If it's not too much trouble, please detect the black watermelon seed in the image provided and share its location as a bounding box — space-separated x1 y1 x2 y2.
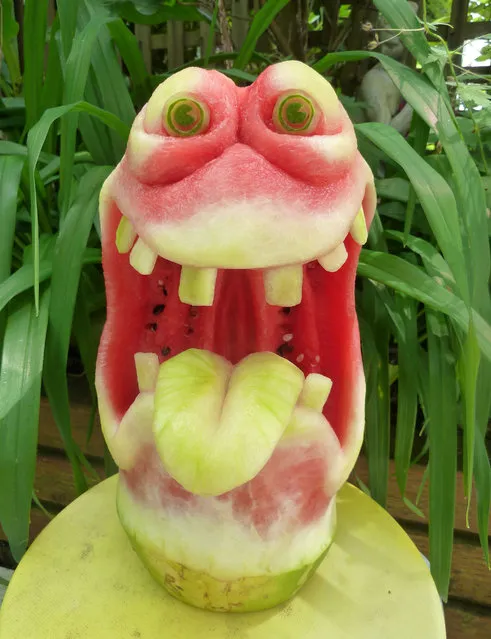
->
185 326 195 336
161 346 171 356
146 322 158 332
281 307 292 315
153 304 165 315
162 286 168 296
276 343 294 357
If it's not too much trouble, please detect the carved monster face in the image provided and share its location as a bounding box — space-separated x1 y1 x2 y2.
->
96 61 375 612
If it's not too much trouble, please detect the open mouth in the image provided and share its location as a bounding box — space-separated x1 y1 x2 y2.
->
95 61 375 610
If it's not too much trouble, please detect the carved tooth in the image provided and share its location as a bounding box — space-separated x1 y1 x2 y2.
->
134 352 160 392
115 216 137 254
178 266 217 306
264 265 303 307
129 238 158 275
318 243 348 272
350 207 368 245
299 373 333 413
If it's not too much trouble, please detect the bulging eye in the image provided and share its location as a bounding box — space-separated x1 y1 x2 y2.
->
272 92 318 135
163 96 209 137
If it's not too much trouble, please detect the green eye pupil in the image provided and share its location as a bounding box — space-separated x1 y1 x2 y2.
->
276 94 315 133
166 98 207 136
285 102 308 125
174 103 196 128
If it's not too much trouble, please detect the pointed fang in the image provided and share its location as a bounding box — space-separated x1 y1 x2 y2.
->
264 265 303 307
115 216 137 254
129 238 158 275
318 243 348 272
350 207 368 245
179 266 218 306
299 373 333 413
134 352 160 392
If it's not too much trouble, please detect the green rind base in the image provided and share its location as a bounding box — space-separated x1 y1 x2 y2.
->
116 483 336 613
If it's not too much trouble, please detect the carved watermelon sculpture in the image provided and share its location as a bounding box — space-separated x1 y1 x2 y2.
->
96 61 375 612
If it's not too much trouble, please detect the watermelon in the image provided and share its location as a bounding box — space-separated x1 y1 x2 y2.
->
95 61 375 612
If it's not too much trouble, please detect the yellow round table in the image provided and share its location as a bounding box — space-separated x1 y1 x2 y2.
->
0 476 446 638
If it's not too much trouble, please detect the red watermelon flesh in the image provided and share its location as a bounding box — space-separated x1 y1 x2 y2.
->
96 63 375 546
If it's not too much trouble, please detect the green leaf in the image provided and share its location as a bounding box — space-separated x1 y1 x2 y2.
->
0 249 102 318
357 250 491 362
23 0 49 127
426 311 457 601
0 155 24 353
56 0 79 62
372 0 433 78
40 16 64 155
78 2 135 161
43 167 111 495
375 177 410 203
0 263 52 318
108 1 203 23
357 123 469 305
27 100 129 310
0 287 50 561
234 0 290 70
358 280 391 507
385 230 456 291
108 19 149 93
456 323 480 524
405 113 430 241
59 10 114 216
393 295 418 497
474 429 491 567
0 0 21 91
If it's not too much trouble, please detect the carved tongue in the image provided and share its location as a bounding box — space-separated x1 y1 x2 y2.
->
152 349 304 495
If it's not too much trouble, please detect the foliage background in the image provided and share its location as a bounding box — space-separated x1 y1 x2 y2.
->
0 0 490 601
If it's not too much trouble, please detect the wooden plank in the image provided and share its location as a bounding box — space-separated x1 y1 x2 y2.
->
135 24 152 73
354 456 490 537
34 453 103 507
167 21 184 70
38 398 105 459
408 528 491 608
151 30 201 51
445 603 491 639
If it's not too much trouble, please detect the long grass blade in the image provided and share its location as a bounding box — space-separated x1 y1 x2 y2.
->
0 156 24 348
59 10 114 216
107 19 149 97
0 287 50 561
43 167 110 495
233 0 289 70
0 0 21 92
23 0 49 128
357 251 491 361
404 114 430 240
56 0 79 62
426 310 457 601
393 295 418 496
474 429 490 567
357 123 469 305
40 16 64 155
27 101 129 312
456 322 480 524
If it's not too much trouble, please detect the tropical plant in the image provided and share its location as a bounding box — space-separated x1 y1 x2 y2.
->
0 0 489 603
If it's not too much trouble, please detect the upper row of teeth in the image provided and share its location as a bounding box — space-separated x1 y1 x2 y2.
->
115 210 368 308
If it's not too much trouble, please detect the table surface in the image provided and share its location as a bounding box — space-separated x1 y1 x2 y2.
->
0 476 446 639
